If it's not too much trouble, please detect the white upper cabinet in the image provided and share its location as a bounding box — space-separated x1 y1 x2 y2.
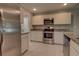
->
32 15 44 25
32 12 71 25
53 12 71 24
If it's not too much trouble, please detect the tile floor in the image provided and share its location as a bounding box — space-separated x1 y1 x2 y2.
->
23 41 64 56
23 31 64 56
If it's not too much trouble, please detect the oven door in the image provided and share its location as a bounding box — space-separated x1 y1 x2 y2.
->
44 33 53 38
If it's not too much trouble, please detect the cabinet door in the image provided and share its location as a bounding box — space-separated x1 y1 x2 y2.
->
70 40 79 56
54 32 64 44
70 46 79 56
54 12 71 24
21 34 29 53
32 15 43 25
31 31 43 42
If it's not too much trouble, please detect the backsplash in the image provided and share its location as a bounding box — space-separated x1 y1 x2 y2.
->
32 24 71 31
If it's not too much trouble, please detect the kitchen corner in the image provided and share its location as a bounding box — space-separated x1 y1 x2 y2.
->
64 32 79 56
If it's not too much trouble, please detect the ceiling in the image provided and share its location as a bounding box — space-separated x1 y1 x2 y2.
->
0 3 79 14
20 3 77 13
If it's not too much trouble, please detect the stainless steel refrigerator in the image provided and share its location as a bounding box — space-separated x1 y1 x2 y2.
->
0 9 21 56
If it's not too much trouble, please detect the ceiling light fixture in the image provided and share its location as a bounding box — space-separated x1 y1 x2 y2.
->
33 8 37 11
64 3 67 6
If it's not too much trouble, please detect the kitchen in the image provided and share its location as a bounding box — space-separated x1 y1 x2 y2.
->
25 3 79 56
0 3 79 56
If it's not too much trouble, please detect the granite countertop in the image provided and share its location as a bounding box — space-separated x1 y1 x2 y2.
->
64 32 79 45
31 29 43 31
21 32 29 35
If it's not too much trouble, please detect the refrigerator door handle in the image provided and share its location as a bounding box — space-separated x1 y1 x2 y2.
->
0 32 3 56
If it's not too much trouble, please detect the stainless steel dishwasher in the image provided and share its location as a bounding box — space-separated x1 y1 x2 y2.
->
63 34 70 56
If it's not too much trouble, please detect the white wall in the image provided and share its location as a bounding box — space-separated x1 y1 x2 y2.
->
73 13 79 36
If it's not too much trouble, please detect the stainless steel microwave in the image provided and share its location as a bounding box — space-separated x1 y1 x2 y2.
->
44 18 54 25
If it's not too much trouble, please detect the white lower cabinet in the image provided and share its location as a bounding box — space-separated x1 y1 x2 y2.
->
31 31 64 44
31 31 43 42
70 46 79 56
70 40 79 56
54 32 64 44
21 34 29 53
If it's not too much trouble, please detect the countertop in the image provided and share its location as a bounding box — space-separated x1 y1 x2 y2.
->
64 32 79 45
31 29 70 32
21 32 29 35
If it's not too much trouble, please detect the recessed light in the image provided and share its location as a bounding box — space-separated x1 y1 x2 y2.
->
33 8 37 11
64 3 67 6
